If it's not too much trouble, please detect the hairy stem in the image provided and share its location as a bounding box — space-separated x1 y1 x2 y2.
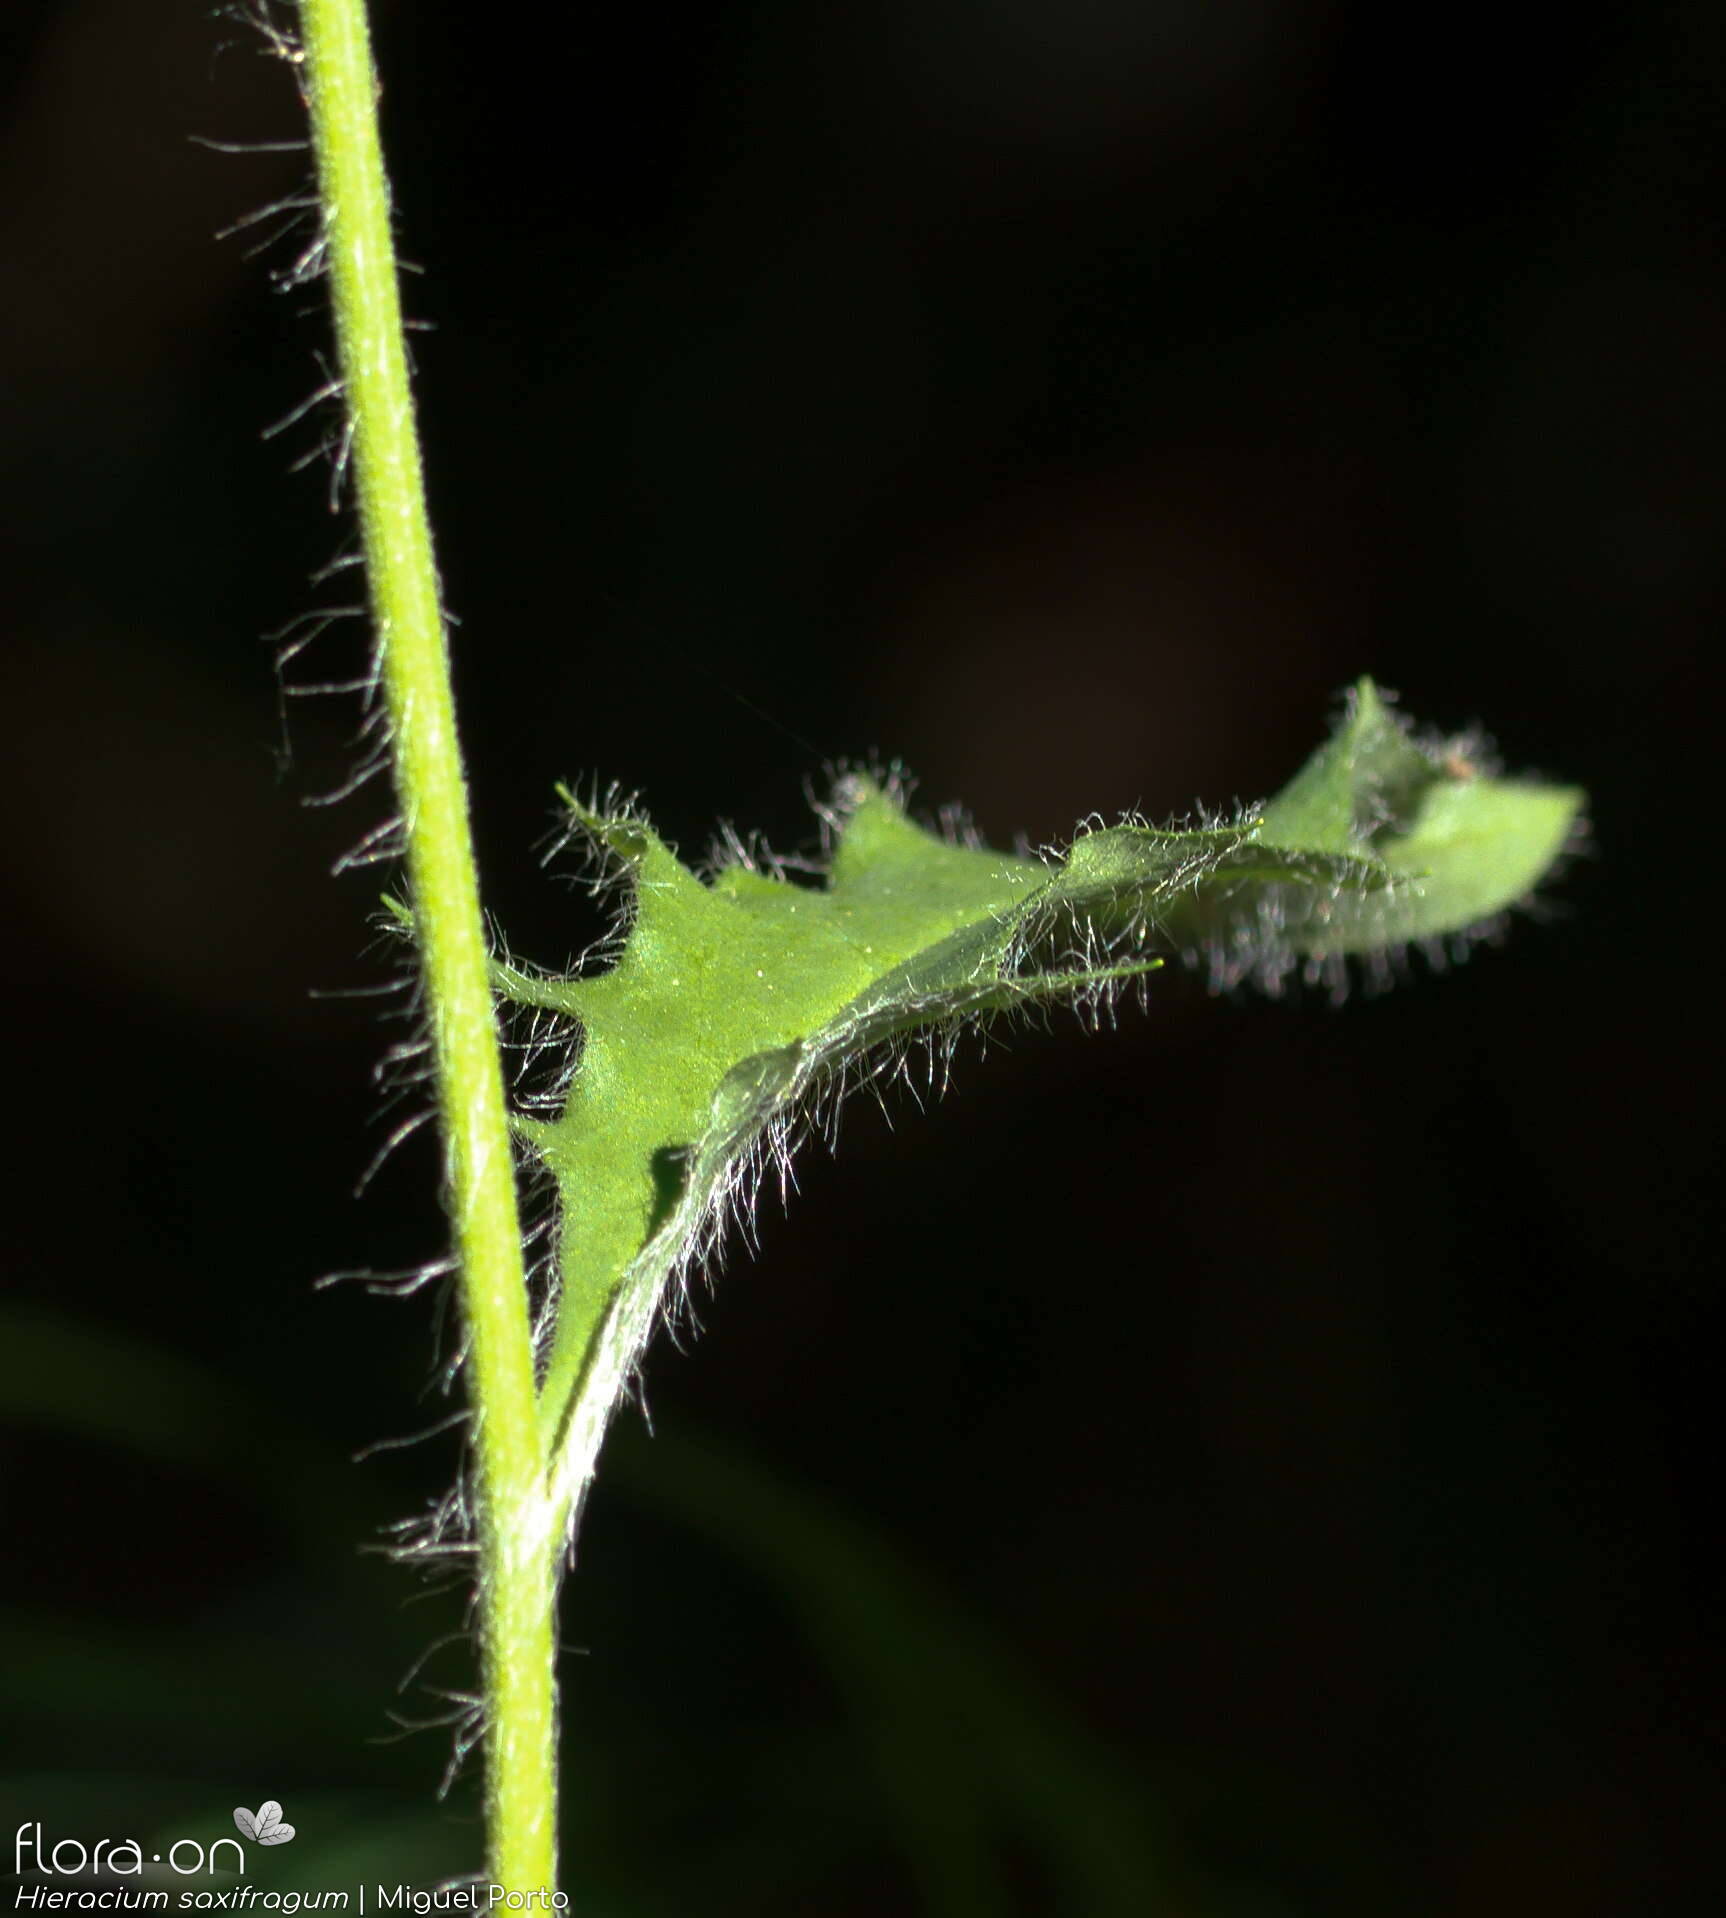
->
298 0 557 1889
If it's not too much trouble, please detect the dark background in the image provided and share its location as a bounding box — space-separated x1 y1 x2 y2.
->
2 1 1719 1910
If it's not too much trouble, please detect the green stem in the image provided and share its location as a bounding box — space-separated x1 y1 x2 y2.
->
297 0 557 1891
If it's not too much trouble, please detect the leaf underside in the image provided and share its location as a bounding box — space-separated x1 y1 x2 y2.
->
463 679 1583 1557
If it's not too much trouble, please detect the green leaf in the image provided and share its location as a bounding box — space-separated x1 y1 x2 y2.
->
1162 678 1585 988
470 681 1582 1556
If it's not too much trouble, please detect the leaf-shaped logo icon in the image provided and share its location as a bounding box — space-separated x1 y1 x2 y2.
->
233 1801 297 1846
